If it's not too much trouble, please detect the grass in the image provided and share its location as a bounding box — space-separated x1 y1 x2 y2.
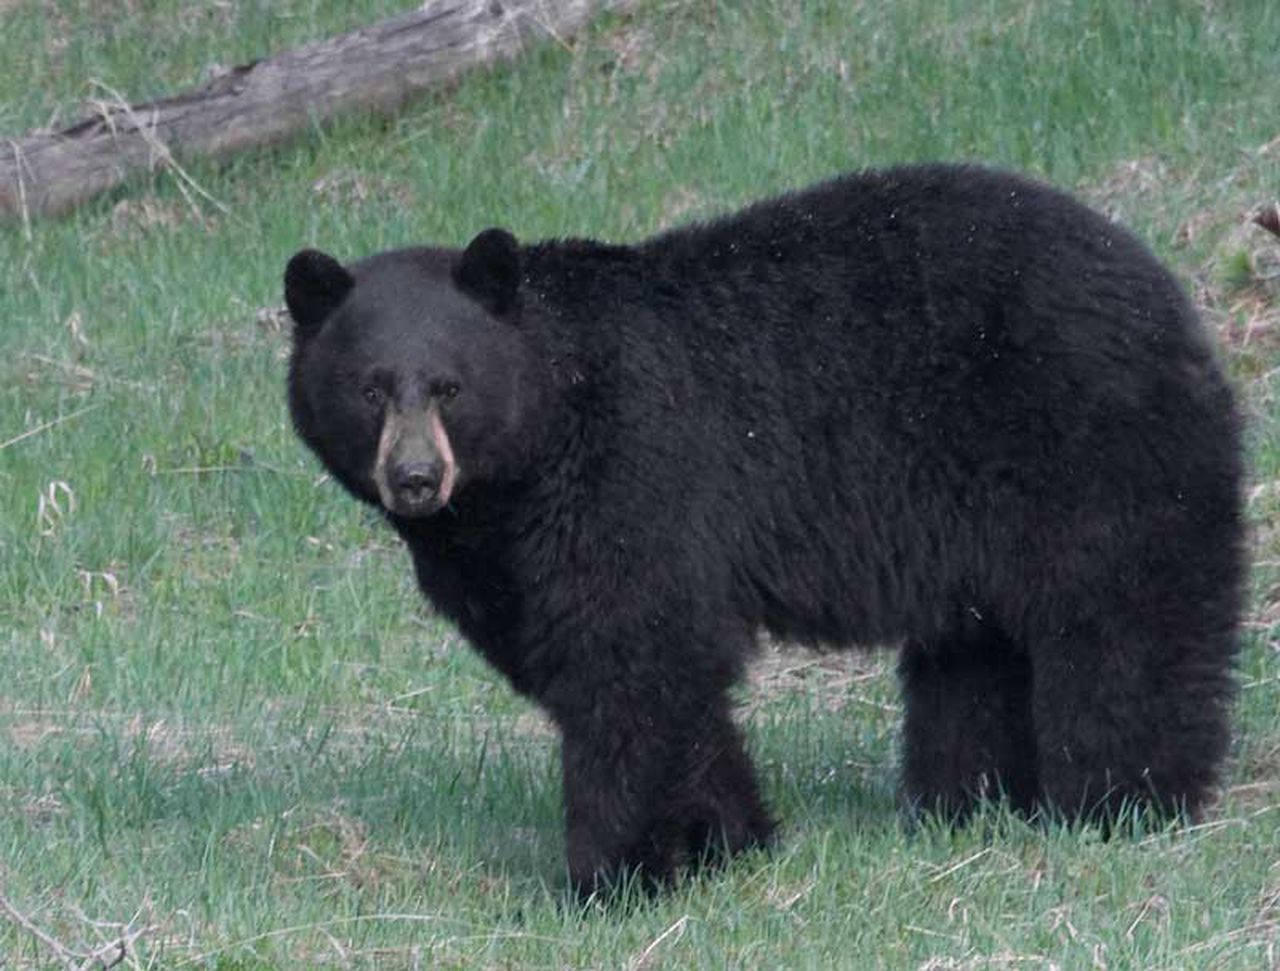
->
1 0 1279 967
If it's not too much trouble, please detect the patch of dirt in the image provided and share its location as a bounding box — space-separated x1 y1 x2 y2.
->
1082 156 1167 226
1226 734 1280 815
273 806 378 889
310 169 416 211
1201 212 1280 372
0 784 66 826
106 197 188 236
2 705 255 776
745 639 895 717
655 185 705 231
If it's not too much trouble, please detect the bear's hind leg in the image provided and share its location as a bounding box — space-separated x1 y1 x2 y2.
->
1028 611 1236 825
899 618 1038 822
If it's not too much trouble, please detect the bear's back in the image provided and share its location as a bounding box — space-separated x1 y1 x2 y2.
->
510 165 1239 646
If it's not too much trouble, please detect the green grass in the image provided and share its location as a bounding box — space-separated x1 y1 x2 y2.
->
2 0 1279 967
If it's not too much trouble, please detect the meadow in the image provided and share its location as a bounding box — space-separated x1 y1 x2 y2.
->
1 0 1278 967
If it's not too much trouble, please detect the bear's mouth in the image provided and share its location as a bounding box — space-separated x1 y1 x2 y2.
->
383 491 447 519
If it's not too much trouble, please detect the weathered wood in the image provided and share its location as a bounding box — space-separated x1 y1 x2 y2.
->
0 0 635 222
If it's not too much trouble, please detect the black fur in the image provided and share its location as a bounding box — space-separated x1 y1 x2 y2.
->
284 164 1245 896
284 249 354 337
454 227 522 315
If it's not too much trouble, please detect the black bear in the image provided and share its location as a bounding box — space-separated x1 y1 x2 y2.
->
283 164 1244 896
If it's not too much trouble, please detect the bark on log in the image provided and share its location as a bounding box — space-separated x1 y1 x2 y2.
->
0 0 635 222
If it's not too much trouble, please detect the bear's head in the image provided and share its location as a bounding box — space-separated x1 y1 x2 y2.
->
284 229 542 519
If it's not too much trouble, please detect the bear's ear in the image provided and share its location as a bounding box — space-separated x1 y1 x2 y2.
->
284 249 355 339
454 228 521 316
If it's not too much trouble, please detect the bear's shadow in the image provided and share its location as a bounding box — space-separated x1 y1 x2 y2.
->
174 708 905 894
309 709 904 889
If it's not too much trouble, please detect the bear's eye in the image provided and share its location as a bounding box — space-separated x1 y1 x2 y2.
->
361 385 385 408
440 381 461 401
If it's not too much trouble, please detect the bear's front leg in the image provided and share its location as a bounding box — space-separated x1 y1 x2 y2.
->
663 711 776 868
545 652 762 895
552 682 773 898
559 715 673 896
537 604 764 896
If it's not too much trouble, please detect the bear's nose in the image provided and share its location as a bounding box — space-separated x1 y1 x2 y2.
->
392 463 441 504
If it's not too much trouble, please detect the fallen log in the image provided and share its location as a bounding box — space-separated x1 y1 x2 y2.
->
0 0 635 222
